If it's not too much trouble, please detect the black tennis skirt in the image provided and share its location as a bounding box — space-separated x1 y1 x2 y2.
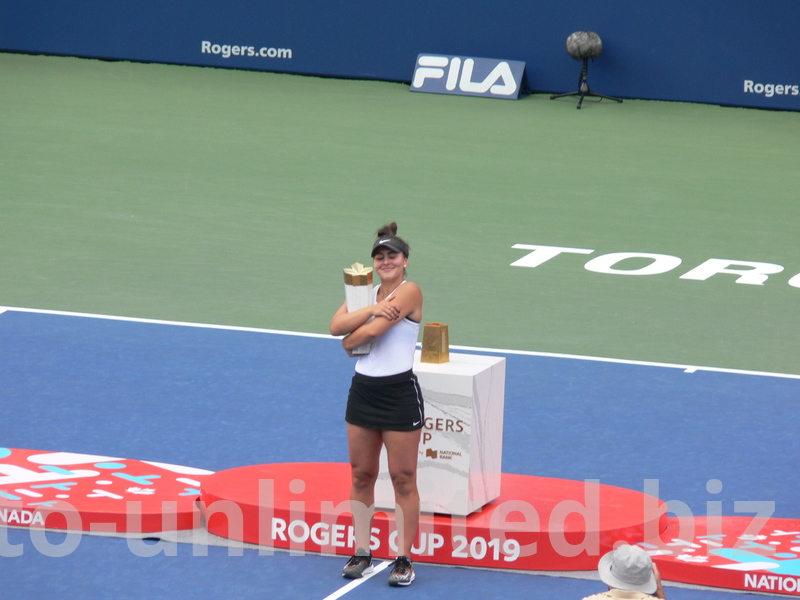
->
346 369 425 431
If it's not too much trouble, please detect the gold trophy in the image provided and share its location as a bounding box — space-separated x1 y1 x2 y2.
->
421 322 450 363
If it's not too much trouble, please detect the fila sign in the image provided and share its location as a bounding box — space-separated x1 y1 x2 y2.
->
411 54 526 99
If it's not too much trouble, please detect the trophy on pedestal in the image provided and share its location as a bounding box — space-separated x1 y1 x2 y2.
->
343 262 374 355
421 322 450 364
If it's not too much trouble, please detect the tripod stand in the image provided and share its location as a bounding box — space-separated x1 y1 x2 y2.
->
550 58 622 109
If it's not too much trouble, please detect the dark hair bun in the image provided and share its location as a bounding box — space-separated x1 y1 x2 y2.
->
376 222 398 238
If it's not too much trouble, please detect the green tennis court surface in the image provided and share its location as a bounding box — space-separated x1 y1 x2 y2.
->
2 52 798 374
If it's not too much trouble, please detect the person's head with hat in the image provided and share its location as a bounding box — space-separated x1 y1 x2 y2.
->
582 543 666 599
371 222 410 279
371 222 410 258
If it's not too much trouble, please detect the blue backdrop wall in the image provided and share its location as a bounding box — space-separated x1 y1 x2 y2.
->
1 0 797 110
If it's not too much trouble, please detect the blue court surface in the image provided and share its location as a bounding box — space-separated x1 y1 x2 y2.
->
1 307 798 599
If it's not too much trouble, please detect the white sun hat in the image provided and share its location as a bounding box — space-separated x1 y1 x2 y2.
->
598 544 657 595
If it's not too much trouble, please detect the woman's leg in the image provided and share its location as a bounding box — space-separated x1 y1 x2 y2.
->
347 423 383 552
382 428 422 557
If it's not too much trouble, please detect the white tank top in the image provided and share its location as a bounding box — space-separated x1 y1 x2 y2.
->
355 282 420 377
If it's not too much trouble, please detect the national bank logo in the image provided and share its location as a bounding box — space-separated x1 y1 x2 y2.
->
411 54 526 99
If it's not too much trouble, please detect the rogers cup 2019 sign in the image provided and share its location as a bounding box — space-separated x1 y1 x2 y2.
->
411 54 526 99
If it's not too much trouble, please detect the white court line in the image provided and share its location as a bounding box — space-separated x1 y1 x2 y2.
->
447 344 800 380
0 305 331 339
2 305 799 381
322 560 393 600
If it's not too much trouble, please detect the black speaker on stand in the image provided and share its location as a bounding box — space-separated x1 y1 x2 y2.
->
550 31 622 109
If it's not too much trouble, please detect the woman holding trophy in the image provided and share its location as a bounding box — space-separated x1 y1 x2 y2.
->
329 222 424 587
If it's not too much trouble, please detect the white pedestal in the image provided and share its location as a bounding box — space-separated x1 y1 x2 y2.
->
375 351 506 516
